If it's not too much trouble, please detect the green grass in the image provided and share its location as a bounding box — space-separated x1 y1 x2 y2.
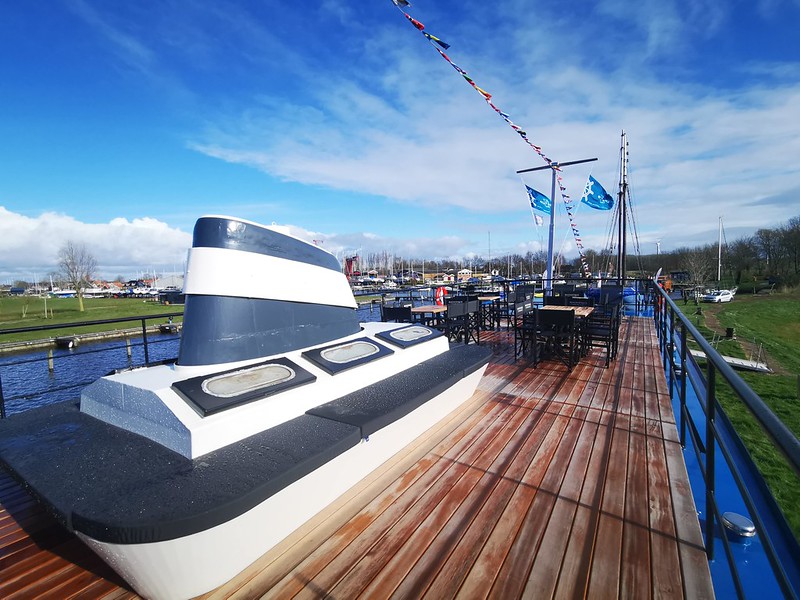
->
675 291 800 539
0 296 183 343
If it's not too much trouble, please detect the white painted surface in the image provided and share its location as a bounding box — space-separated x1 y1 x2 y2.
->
182 246 357 309
81 323 450 458
78 366 487 600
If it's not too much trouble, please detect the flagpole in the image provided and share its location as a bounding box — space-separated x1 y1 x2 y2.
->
517 157 597 292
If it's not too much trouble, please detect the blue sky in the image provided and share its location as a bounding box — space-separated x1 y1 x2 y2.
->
1 0 799 281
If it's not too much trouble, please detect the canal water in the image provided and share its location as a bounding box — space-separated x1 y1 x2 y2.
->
0 303 386 417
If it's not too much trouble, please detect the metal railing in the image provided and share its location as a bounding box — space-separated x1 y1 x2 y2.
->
0 313 182 418
652 283 800 599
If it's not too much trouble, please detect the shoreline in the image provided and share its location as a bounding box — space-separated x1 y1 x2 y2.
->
0 324 181 355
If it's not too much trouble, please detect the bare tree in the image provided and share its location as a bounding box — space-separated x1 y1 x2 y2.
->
680 245 716 290
57 241 97 312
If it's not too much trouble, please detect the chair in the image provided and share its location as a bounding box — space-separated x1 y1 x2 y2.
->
380 303 413 323
465 299 482 344
543 294 567 306
512 300 538 362
442 300 469 344
567 295 594 307
584 302 621 367
537 308 579 371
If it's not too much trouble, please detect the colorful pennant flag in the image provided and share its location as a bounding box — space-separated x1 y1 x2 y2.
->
389 0 594 277
581 175 615 210
526 186 552 214
423 32 450 49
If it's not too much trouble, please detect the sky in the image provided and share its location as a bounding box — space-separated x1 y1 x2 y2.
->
1 0 799 283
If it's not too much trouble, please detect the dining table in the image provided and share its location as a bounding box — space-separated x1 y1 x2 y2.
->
410 303 447 328
539 304 594 358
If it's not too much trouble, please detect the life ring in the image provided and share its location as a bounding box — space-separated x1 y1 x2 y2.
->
435 286 448 305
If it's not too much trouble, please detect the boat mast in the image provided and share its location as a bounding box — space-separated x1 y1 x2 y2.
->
617 131 628 285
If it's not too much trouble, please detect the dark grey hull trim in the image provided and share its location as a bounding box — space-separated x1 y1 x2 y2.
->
192 217 340 272
177 295 361 366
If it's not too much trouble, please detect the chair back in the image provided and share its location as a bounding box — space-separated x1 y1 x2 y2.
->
381 303 413 322
567 296 594 306
518 285 539 299
445 294 477 304
513 299 534 317
553 283 576 295
446 300 468 318
538 307 575 331
543 294 567 306
598 285 624 305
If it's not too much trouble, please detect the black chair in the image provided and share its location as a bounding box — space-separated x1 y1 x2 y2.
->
567 296 594 307
597 285 624 308
553 283 576 295
512 300 538 362
537 308 579 371
464 299 481 344
442 300 468 343
543 294 567 306
584 302 621 367
514 285 537 301
380 303 413 323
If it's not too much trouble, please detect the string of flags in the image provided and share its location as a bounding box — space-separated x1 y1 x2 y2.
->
388 0 596 277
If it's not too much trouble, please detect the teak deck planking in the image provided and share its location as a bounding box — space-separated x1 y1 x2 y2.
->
0 316 714 599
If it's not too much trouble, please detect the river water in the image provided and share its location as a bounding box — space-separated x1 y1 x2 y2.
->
0 303 386 417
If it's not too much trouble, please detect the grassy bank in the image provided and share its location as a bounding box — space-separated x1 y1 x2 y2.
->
677 290 800 539
0 296 183 344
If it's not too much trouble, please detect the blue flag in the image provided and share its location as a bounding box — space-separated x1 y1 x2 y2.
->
581 176 614 210
526 186 552 214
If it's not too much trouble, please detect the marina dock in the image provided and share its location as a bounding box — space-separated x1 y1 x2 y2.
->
0 315 713 598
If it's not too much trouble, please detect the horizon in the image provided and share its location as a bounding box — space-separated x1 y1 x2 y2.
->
1 1 798 281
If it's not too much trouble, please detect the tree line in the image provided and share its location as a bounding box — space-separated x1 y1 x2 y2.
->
357 215 800 291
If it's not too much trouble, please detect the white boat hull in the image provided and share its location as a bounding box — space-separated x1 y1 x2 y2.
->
78 366 486 600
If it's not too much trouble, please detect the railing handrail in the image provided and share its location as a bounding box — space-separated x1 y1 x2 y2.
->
0 312 183 337
654 285 800 475
653 281 800 599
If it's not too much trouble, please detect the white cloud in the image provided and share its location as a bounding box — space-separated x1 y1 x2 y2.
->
186 6 800 256
0 208 192 282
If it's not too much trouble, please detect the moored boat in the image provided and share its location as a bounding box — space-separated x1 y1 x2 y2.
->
0 215 491 599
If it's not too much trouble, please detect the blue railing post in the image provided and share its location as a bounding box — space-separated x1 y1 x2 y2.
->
680 321 687 448
0 374 5 419
668 303 676 398
705 361 717 560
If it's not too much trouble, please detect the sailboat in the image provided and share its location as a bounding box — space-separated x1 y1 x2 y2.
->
586 130 646 305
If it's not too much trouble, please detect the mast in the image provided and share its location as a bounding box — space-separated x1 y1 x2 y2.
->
617 131 628 285
516 156 598 291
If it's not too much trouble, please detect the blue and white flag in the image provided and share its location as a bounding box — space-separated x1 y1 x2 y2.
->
581 176 614 210
526 185 552 214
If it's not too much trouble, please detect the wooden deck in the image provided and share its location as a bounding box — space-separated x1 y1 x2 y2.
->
0 316 714 599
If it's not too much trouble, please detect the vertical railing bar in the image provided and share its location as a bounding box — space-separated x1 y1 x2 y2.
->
0 375 5 419
705 361 717 560
680 321 688 448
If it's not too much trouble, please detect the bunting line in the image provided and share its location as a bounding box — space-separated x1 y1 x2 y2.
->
389 2 591 277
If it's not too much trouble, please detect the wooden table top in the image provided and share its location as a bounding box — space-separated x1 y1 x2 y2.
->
540 305 594 318
477 295 501 301
410 304 447 314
